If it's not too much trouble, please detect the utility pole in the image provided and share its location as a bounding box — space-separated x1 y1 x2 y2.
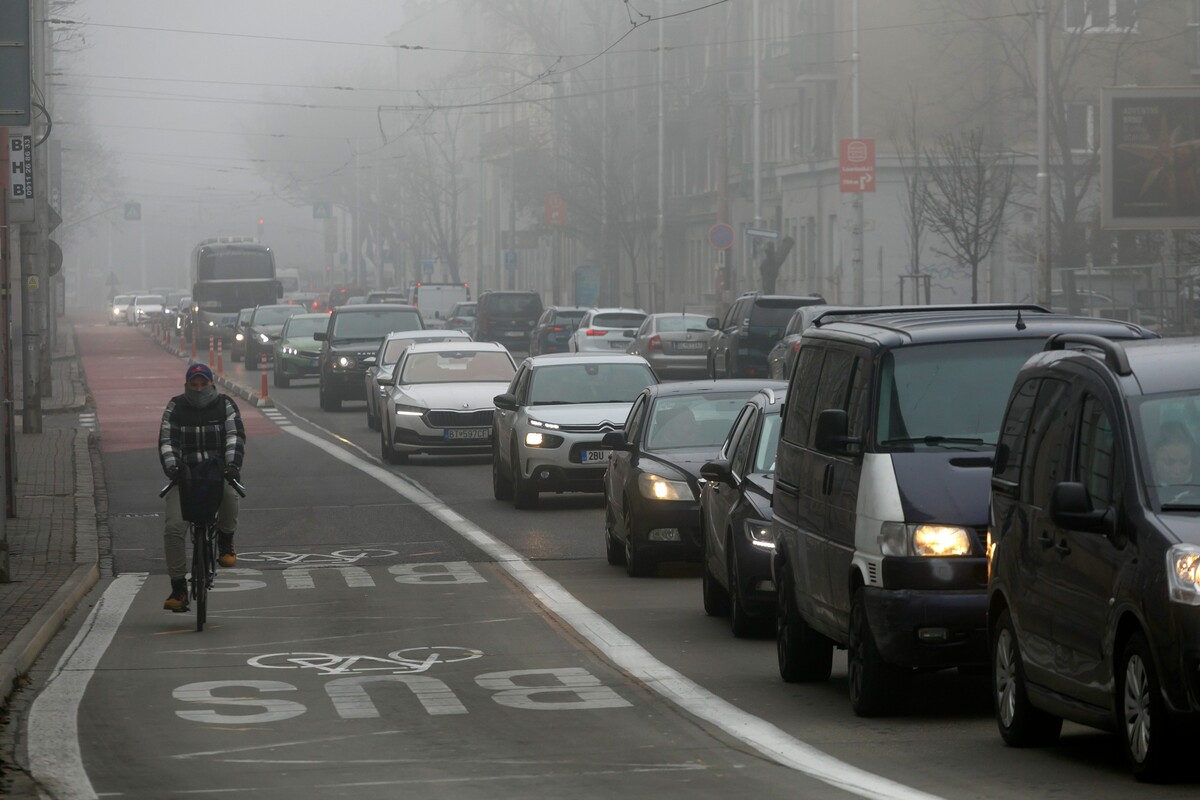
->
656 0 666 313
1037 0 1052 304
851 0 865 305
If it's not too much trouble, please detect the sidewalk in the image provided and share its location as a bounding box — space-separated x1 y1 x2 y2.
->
0 317 97 708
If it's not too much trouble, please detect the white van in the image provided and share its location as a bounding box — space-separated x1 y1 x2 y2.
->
410 282 469 329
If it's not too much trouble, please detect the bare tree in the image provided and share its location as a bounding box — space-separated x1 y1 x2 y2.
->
892 91 930 287
922 128 1015 303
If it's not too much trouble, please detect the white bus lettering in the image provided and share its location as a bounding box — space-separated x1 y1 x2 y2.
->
283 565 375 590
476 668 632 711
173 680 306 724
325 675 467 718
388 561 485 585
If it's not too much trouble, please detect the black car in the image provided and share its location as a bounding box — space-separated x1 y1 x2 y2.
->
314 304 424 411
530 306 589 355
766 304 849 380
707 292 825 379
988 334 1200 781
601 380 766 577
238 304 307 370
699 385 787 637
472 291 544 354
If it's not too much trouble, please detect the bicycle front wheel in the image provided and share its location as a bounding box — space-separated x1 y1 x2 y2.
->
192 524 209 632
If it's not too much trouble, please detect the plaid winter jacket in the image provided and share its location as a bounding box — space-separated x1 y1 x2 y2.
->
159 392 246 476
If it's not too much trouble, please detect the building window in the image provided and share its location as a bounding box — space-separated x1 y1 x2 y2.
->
1065 0 1138 33
1066 103 1096 152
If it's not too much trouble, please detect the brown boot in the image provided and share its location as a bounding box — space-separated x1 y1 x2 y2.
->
217 531 237 568
163 578 189 612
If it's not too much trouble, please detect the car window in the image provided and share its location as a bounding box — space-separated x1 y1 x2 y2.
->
655 314 710 333
751 299 814 329
646 393 751 450
282 316 327 339
754 413 782 473
138 295 165 305
556 310 587 326
729 408 758 477
783 347 824 446
399 350 515 384
721 406 754 460
536 310 552 325
592 312 646 328
624 395 648 442
486 294 541 316
1021 379 1073 507
528 362 655 405
995 378 1042 485
809 349 856 442
382 334 467 364
253 306 303 325
1075 394 1121 509
238 309 254 324
512 365 532 404
331 309 423 339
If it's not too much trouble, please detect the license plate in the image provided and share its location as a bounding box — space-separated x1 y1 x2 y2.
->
307 358 319 367
444 428 489 440
675 341 704 350
506 330 525 337
578 449 607 463
609 340 627 349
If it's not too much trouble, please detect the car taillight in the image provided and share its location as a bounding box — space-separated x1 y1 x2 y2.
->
586 329 607 336
792 341 800 352
550 326 564 332
648 335 662 350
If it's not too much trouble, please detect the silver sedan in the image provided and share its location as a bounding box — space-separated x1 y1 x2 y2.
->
626 312 715 380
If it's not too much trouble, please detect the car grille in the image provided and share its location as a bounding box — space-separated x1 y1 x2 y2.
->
297 349 320 359
557 421 622 434
426 409 494 427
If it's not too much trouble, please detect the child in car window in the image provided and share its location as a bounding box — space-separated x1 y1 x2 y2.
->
1152 421 1194 494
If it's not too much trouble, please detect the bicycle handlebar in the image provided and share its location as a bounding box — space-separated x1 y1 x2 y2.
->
159 476 247 499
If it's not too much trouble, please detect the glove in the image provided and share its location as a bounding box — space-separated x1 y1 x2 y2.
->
165 466 179 482
223 464 241 482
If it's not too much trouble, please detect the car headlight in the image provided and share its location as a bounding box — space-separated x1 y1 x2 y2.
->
394 404 424 417
524 431 564 448
638 473 692 501
336 356 354 368
879 522 973 557
235 333 245 341
528 418 561 430
744 519 775 551
1167 544 1200 605
258 333 270 344
112 308 120 316
207 320 215 327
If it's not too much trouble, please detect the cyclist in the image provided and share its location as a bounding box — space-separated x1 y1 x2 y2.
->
159 363 246 611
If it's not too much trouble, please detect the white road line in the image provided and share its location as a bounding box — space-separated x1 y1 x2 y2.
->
27 573 147 800
280 425 946 800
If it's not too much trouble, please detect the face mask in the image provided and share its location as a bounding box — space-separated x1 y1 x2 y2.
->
184 385 217 408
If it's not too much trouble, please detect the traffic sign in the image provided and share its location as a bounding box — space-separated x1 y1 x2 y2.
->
745 227 780 240
123 201 141 220
503 250 517 270
708 222 734 251
544 192 566 226
840 138 876 193
313 201 333 219
421 257 436 277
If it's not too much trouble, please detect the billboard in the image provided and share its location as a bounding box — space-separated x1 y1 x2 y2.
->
1102 87 1200 229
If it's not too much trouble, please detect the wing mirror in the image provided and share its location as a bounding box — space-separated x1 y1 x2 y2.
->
493 393 518 412
601 430 631 451
313 331 327 341
706 317 719 330
813 409 862 456
1049 482 1111 533
700 459 733 484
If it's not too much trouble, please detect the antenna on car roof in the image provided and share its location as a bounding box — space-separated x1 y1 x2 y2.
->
1015 309 1027 331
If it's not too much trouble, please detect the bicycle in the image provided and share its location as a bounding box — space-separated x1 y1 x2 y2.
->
159 459 246 632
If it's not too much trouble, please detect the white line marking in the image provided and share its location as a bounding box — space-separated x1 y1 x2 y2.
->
279 424 946 800
27 573 147 800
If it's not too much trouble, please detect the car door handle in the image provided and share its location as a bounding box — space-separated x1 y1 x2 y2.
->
822 464 834 495
1054 541 1072 556
1037 534 1055 549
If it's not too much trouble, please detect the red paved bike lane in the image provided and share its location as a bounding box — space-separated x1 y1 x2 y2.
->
76 323 278 454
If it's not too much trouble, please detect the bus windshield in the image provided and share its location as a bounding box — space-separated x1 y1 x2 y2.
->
196 247 274 280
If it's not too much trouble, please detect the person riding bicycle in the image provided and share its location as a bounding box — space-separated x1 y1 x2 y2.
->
159 363 246 611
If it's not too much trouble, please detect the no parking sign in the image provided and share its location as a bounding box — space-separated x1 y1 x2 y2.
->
708 223 734 251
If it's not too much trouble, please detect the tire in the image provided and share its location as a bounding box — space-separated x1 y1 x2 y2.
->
492 436 513 501
367 401 379 432
727 537 759 638
623 504 653 577
992 608 1062 747
848 586 907 717
511 446 538 509
605 499 626 565
319 381 341 412
193 528 208 633
702 558 730 616
1118 632 1178 782
380 427 394 463
776 561 833 682
274 367 290 388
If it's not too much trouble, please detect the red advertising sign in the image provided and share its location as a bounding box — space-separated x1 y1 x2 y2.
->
544 191 566 226
840 138 876 193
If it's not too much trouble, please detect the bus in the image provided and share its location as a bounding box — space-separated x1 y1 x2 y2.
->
186 237 282 344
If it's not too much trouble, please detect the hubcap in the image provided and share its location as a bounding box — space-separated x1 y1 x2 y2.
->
1123 653 1151 763
995 628 1017 728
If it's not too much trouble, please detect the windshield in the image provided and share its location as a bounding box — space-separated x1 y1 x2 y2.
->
656 314 710 333
331 309 423 340
383 335 467 364
137 295 164 305
487 294 540 316
751 302 809 329
529 362 655 405
646 392 753 450
282 316 327 339
196 248 274 280
593 312 646 329
399 350 514 384
1135 392 1200 510
875 339 1043 451
253 306 304 325
755 413 782 473
450 303 477 316
112 295 133 305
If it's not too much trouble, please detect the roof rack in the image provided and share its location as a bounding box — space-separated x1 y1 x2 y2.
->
810 304 1049 328
760 387 781 405
1043 333 1132 375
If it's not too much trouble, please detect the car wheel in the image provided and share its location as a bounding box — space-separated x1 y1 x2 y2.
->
992 607 1062 747
702 556 730 616
274 365 290 388
380 426 394 463
848 586 907 717
319 381 341 412
623 505 653 577
727 534 760 638
604 498 625 566
492 435 513 501
367 401 379 431
776 561 833 682
1117 632 1178 782
511 446 538 509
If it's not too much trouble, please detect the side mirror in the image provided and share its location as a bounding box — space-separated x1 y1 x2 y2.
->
700 459 733 484
494 393 518 412
1049 482 1110 533
814 408 862 456
706 317 719 330
601 430 631 450
313 331 327 341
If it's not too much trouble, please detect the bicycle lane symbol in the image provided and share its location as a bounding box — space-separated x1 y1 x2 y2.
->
247 646 484 676
236 548 400 566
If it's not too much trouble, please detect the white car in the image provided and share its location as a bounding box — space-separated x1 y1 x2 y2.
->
364 329 471 431
379 341 517 464
127 294 166 325
109 294 134 325
491 353 659 509
567 308 647 353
